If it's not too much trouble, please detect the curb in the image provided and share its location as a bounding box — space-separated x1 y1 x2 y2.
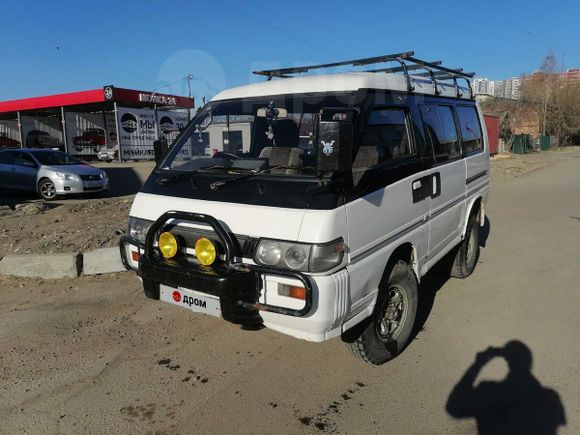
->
0 247 126 279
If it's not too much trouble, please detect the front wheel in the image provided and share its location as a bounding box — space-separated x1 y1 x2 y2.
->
38 179 58 201
346 261 418 365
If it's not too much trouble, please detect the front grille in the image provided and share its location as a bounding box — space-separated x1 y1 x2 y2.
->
80 174 101 181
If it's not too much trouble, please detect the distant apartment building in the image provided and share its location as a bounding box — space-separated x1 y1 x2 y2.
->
472 77 521 100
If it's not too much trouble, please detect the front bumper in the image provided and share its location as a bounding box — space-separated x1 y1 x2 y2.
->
119 211 313 327
52 177 109 194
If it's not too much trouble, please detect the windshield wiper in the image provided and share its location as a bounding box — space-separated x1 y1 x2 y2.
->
157 165 228 186
209 165 304 190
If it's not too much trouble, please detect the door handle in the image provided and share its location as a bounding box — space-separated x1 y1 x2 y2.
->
412 180 422 191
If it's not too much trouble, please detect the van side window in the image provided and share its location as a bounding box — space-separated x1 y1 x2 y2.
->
421 104 461 163
456 106 483 153
352 108 413 187
362 108 412 161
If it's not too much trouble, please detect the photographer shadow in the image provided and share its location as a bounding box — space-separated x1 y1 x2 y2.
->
446 341 566 434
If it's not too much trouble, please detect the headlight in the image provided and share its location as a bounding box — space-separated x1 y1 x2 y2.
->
256 240 282 266
254 238 345 273
127 216 153 243
54 172 80 181
284 245 308 270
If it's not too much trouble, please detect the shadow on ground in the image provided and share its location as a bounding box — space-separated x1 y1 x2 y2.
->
446 340 566 434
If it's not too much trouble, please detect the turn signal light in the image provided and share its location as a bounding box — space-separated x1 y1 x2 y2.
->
195 237 217 266
131 251 140 262
278 284 306 300
159 232 178 259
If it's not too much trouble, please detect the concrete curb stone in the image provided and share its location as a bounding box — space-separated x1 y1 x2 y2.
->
83 247 125 275
0 253 81 279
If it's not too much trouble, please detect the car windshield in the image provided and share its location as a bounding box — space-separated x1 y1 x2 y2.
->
32 151 82 166
160 93 355 176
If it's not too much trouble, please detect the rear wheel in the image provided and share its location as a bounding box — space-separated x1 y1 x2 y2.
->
451 212 480 278
38 179 57 201
346 261 418 365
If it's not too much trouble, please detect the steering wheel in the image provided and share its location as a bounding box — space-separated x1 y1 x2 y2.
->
213 152 239 160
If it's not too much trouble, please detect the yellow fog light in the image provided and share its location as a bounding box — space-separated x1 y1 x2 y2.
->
195 237 216 266
159 232 178 259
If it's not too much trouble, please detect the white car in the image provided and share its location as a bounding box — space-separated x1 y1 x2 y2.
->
0 149 109 200
120 51 490 364
97 145 119 162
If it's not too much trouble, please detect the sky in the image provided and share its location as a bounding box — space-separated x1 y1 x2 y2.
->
0 0 578 103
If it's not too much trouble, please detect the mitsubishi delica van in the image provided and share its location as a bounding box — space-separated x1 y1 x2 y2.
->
120 51 490 365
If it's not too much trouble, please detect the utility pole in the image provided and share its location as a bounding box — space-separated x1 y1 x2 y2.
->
186 74 193 121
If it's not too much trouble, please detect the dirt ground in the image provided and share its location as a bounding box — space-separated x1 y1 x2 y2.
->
0 148 576 257
0 198 132 257
0 147 579 434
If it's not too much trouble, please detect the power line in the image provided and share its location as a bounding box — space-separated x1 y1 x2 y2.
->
152 75 192 94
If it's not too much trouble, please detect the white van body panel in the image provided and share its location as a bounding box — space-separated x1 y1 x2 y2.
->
130 192 307 241
427 159 467 258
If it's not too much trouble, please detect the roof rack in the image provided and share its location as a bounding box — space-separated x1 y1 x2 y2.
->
252 51 475 99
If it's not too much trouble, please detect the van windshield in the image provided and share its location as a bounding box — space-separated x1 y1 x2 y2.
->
160 93 355 176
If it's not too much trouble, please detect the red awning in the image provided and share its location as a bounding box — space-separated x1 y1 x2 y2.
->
0 87 194 114
0 89 105 113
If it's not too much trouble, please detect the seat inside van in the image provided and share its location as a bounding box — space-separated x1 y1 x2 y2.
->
259 119 303 174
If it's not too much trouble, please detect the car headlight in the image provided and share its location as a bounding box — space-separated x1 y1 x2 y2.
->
55 172 80 181
127 216 153 243
255 238 345 273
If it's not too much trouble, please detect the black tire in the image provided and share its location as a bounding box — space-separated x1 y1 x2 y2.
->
38 178 58 201
346 261 418 365
450 212 480 278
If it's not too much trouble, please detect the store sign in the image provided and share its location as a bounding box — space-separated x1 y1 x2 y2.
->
20 116 63 150
116 107 191 160
156 110 188 141
65 112 117 156
138 93 177 106
117 107 158 160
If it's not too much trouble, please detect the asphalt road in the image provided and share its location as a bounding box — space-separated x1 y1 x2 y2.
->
1 149 579 434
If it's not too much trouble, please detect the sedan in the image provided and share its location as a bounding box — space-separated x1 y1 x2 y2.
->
0 149 109 200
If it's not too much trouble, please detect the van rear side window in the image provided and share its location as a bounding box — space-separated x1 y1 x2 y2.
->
421 104 461 163
456 106 483 153
363 108 412 161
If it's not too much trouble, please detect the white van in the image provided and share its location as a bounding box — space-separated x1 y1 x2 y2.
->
120 52 490 365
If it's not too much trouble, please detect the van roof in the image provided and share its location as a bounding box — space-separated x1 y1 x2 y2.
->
212 72 472 102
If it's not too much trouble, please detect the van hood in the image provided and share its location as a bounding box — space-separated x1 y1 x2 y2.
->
130 192 307 240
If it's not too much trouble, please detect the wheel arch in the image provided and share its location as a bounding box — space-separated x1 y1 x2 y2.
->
462 196 484 238
37 176 52 188
384 242 420 284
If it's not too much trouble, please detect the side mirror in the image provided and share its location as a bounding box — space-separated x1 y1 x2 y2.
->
317 120 353 174
153 138 169 165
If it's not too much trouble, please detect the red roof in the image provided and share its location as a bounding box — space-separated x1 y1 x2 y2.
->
0 86 194 114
